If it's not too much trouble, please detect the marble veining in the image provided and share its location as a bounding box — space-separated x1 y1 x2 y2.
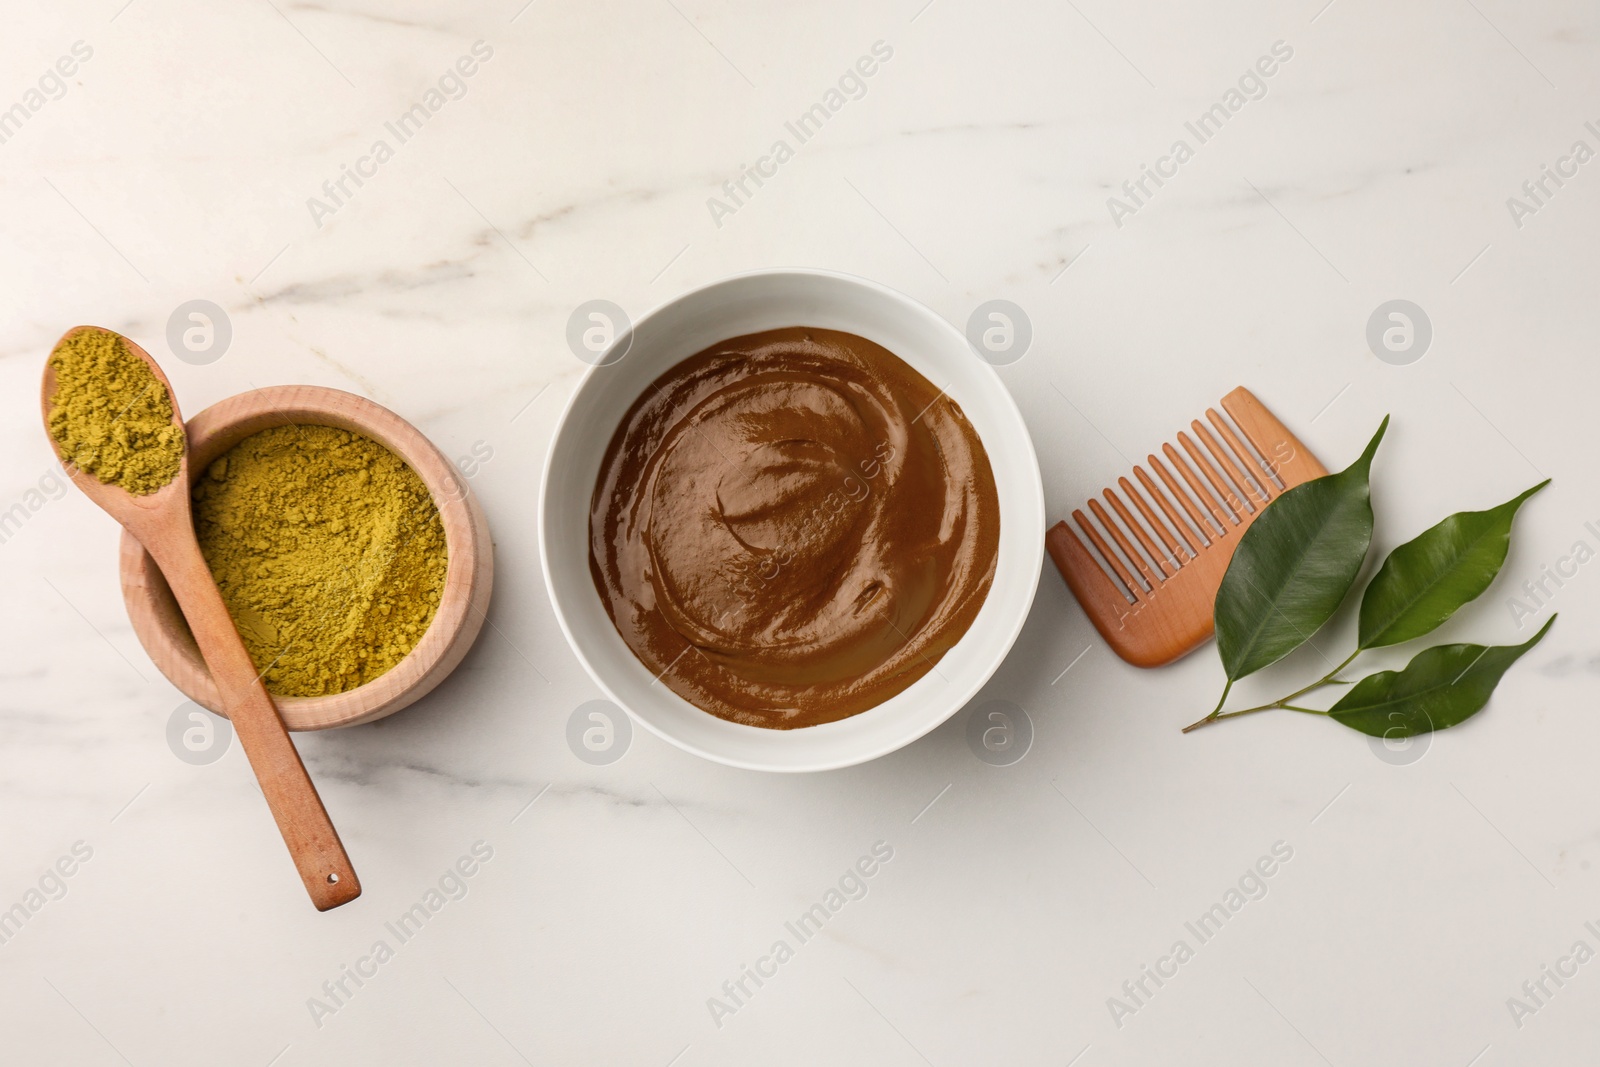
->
2 0 1599 1064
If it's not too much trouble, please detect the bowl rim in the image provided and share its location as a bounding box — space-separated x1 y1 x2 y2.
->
538 267 1045 771
120 384 494 730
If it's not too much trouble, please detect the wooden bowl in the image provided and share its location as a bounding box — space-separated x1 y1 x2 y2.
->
119 386 493 730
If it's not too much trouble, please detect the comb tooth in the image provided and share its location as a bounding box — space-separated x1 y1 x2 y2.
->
1179 431 1243 523
1047 520 1144 636
1221 386 1328 482
1149 454 1214 546
1074 508 1142 600
1090 496 1161 589
1134 466 1197 558
1193 419 1261 512
1207 408 1276 502
1106 486 1172 578
1163 443 1229 536
1122 475 1189 565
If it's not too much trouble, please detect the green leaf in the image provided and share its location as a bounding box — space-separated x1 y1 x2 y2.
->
1328 616 1554 737
1214 417 1388 682
1357 480 1549 650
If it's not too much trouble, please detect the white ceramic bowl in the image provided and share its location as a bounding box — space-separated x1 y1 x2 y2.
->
540 269 1044 771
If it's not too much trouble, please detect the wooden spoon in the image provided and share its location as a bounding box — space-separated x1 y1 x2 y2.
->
42 326 360 911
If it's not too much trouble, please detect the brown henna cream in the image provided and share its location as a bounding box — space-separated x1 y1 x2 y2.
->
589 327 999 728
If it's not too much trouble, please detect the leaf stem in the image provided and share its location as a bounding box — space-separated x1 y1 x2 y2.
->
1184 703 1276 730
1181 650 1361 733
1273 649 1361 706
1181 679 1235 734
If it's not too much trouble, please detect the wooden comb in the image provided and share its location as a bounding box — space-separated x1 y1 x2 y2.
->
1046 387 1326 668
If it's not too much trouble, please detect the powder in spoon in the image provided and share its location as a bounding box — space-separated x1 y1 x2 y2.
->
47 327 184 495
191 425 448 697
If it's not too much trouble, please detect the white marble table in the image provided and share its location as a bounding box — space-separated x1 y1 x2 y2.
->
3 1 1598 1063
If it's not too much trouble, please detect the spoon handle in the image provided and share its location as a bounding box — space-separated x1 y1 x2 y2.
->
148 525 361 911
